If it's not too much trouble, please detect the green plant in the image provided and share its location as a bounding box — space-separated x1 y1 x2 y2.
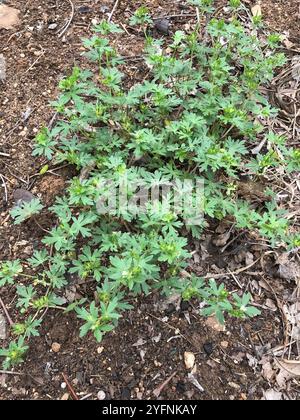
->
1 1 299 368
10 199 43 225
0 337 28 369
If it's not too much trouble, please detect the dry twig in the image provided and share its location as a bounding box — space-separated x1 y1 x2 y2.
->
58 0 75 38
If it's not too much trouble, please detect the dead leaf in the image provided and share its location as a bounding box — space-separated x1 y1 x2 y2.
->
282 38 294 50
265 298 277 312
184 351 195 370
212 231 231 247
251 4 262 17
276 359 300 376
0 5 20 30
275 359 300 388
278 260 300 282
132 338 147 347
246 353 258 370
187 373 204 392
262 389 283 400
262 361 275 381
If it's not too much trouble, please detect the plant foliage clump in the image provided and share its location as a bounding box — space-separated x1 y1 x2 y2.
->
0 1 299 368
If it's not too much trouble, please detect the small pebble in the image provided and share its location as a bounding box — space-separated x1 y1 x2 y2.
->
48 23 58 30
154 18 170 34
184 351 195 369
97 390 106 400
51 342 61 353
61 382 67 389
203 342 214 356
78 6 92 13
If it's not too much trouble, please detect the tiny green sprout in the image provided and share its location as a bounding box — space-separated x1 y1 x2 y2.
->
93 21 123 35
0 337 29 369
229 0 241 9
33 127 57 160
187 0 215 14
267 34 282 48
252 14 263 27
130 7 153 26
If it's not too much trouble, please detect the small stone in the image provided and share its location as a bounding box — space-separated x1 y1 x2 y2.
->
78 6 92 13
0 5 20 30
48 23 58 30
13 189 35 205
51 342 61 353
61 393 69 400
154 19 170 35
100 5 110 13
97 346 104 354
61 382 67 389
180 300 190 311
184 351 195 370
203 342 214 356
97 390 106 400
205 315 226 332
221 341 229 349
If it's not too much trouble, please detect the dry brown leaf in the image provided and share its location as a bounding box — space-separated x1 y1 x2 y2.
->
251 4 262 17
212 231 231 247
278 260 300 282
262 361 275 381
275 359 300 388
276 359 300 376
0 5 20 30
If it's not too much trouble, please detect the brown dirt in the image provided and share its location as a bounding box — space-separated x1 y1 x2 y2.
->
0 0 299 400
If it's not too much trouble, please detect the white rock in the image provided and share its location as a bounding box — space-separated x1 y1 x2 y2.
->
97 390 106 400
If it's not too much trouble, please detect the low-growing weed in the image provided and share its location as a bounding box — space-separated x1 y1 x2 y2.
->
0 0 299 368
